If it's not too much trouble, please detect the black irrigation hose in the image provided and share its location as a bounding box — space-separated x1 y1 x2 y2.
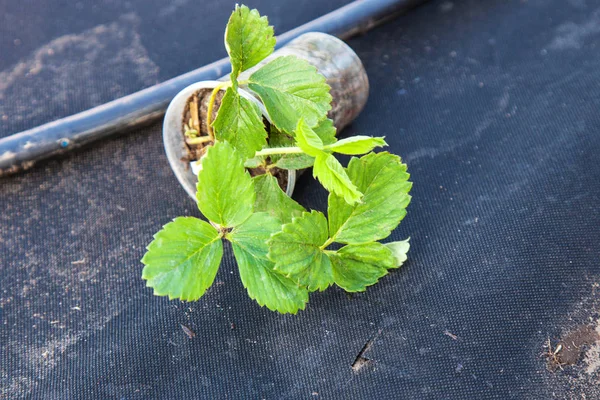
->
0 0 427 176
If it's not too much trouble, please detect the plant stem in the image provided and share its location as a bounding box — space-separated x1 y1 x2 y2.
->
186 136 213 145
255 147 305 157
206 81 231 139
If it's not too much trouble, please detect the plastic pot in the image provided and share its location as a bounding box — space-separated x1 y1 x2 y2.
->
163 32 369 201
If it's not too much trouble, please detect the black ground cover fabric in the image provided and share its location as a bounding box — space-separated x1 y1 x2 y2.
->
2 0 600 398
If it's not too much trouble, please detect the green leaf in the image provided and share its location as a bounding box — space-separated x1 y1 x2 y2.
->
313 153 363 205
271 118 337 169
212 87 268 159
328 152 412 244
295 118 324 157
385 239 410 268
273 154 315 170
313 118 337 145
225 5 275 79
268 125 315 169
330 242 395 292
268 211 333 291
248 56 332 133
326 136 387 155
141 217 223 301
228 213 308 314
252 174 305 224
266 125 293 162
244 155 265 168
196 141 255 227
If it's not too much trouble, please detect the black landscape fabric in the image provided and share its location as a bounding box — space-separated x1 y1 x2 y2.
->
2 0 600 398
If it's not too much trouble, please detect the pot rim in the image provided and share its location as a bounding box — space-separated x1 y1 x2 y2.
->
163 80 296 200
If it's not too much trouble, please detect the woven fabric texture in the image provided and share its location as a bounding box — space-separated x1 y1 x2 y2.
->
2 0 600 398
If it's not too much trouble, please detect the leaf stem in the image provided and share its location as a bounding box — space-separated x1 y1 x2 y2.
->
255 147 305 157
206 81 231 139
